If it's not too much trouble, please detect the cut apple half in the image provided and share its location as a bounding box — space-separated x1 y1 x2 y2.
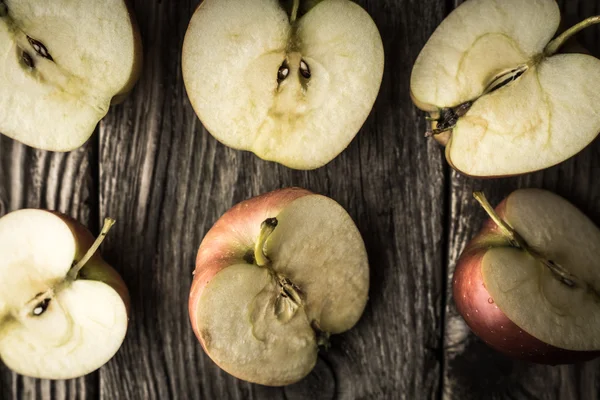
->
454 189 600 363
411 0 600 177
182 0 384 170
0 0 142 151
189 188 369 385
0 210 129 379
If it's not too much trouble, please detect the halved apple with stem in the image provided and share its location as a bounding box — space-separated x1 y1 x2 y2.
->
182 0 384 170
454 189 600 364
189 188 369 385
0 211 129 379
411 0 600 177
0 0 142 151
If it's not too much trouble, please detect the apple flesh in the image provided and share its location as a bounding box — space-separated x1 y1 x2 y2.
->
189 188 369 385
411 0 600 177
0 0 142 151
454 189 600 364
0 210 129 379
182 0 384 170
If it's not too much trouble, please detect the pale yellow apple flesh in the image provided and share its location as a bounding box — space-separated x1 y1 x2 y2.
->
0 210 128 379
182 0 384 170
0 0 141 151
195 195 369 386
481 190 600 350
410 0 600 176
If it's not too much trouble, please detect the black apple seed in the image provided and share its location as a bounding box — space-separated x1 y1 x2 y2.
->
299 60 311 79
21 51 34 69
27 36 53 61
32 298 51 316
277 60 290 83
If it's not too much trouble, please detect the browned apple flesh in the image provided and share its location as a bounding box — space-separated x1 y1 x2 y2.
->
195 195 369 385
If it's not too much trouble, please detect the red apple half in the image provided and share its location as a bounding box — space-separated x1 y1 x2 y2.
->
189 188 369 386
0 210 129 379
454 189 600 364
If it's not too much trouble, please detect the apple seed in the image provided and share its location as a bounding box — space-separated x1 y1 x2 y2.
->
277 60 290 83
483 65 529 96
27 36 53 61
32 298 51 316
0 2 7 17
21 50 34 69
299 60 311 79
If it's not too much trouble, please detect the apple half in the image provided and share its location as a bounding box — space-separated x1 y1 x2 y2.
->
189 188 369 385
182 0 384 170
411 0 600 177
0 210 129 379
0 0 142 151
454 189 600 364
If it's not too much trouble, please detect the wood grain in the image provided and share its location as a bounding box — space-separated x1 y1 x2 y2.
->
2 0 600 399
96 0 446 398
442 1 600 399
0 136 99 400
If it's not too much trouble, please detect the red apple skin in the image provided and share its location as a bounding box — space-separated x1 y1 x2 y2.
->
51 211 130 315
453 199 600 365
188 187 312 347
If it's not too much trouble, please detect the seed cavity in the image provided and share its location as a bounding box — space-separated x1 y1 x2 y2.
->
21 50 34 69
277 60 290 83
27 36 53 61
299 60 311 79
484 65 528 95
32 298 51 316
0 2 7 17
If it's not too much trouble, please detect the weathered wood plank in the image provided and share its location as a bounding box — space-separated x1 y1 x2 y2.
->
443 1 600 399
0 137 99 400
97 0 447 398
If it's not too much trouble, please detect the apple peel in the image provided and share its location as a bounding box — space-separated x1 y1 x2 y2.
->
190 189 369 385
454 190 600 364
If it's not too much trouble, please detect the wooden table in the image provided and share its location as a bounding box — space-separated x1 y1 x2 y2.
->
1 0 599 399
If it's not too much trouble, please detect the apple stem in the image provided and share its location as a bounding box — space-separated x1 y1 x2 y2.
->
473 192 521 248
290 0 300 23
68 218 116 280
545 16 600 56
473 192 583 288
254 218 278 267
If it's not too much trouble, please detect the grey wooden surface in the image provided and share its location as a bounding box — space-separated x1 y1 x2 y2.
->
0 0 599 399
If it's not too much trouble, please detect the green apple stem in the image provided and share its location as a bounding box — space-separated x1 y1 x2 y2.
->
473 192 522 248
473 192 582 288
290 0 300 23
254 218 278 267
68 218 116 281
545 16 600 56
